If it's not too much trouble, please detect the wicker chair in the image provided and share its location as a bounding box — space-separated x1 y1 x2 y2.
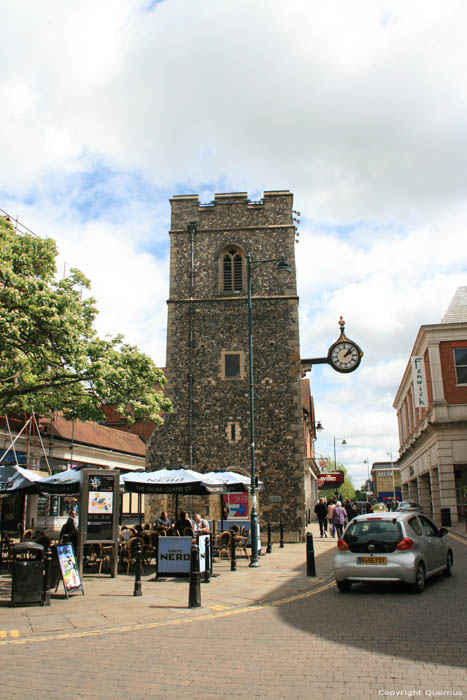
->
213 531 231 561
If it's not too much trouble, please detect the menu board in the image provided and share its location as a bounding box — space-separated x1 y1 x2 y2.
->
86 473 114 541
55 543 83 597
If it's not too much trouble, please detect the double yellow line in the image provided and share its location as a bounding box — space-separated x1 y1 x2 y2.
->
0 579 335 646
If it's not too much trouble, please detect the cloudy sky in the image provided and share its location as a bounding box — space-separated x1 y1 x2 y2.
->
2 0 467 489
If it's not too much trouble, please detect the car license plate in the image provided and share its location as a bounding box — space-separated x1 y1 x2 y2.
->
357 556 387 565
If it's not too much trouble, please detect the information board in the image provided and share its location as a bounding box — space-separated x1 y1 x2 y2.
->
86 473 114 541
55 543 84 597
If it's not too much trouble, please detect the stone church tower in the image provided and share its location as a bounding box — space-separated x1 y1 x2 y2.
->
147 191 307 540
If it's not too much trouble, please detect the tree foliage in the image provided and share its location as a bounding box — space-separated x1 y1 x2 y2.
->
0 217 172 424
318 456 356 501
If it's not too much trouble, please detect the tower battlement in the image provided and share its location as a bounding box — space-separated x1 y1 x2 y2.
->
170 190 294 231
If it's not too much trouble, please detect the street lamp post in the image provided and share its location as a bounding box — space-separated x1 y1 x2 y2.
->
387 452 397 504
333 437 347 469
247 252 290 568
363 458 371 497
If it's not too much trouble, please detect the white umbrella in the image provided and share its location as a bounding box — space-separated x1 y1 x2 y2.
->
204 471 263 492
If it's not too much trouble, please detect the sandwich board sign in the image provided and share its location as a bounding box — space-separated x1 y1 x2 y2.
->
54 543 84 598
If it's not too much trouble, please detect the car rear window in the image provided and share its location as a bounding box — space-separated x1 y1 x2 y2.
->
345 519 402 544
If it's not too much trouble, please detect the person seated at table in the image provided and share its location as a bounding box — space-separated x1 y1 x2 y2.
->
193 513 210 535
155 511 172 530
174 512 193 535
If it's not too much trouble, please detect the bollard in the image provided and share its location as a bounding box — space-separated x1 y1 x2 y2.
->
42 546 52 606
133 539 143 597
306 532 316 577
188 542 201 608
230 531 237 571
280 519 284 548
266 521 272 554
203 536 211 583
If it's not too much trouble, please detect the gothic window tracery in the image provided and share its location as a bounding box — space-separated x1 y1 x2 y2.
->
222 247 244 292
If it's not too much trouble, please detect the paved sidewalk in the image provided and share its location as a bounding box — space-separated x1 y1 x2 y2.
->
0 523 336 641
1 517 464 643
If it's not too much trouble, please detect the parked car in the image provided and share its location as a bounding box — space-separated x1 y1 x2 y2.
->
397 501 423 513
354 501 373 514
333 512 453 593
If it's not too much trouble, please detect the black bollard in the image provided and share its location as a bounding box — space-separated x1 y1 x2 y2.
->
188 542 201 608
133 539 143 597
42 546 52 606
230 531 237 571
266 521 272 554
203 536 211 583
306 532 316 577
280 519 284 548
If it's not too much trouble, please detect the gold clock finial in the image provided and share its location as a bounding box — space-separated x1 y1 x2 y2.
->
339 316 345 329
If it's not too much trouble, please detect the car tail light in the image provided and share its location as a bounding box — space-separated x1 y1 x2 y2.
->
337 539 349 551
396 538 414 551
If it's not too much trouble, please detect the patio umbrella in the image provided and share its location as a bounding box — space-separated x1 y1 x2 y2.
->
0 464 43 495
121 468 226 495
39 468 126 495
204 471 263 492
203 471 262 531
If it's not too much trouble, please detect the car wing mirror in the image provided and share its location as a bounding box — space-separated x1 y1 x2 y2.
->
438 527 448 537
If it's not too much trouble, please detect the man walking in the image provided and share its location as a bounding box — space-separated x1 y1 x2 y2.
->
314 498 328 537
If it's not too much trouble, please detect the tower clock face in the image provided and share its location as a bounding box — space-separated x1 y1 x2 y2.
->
329 341 361 373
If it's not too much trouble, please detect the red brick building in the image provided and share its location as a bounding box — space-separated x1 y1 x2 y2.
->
393 287 467 524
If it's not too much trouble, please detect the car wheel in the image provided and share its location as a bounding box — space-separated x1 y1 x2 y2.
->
410 563 425 594
336 580 352 592
443 551 453 577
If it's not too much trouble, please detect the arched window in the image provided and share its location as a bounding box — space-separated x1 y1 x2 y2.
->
222 248 244 292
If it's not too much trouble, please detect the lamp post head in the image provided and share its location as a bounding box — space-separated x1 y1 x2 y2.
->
277 258 291 275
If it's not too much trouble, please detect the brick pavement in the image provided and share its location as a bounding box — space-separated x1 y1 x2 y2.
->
0 522 336 641
0 522 465 700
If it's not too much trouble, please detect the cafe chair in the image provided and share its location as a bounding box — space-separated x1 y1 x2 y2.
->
119 536 144 575
213 531 231 562
94 543 112 575
21 529 34 541
235 533 249 559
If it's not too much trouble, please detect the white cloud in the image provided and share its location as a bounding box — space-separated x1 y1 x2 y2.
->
2 0 467 483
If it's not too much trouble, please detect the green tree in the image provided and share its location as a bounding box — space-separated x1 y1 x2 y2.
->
0 217 172 424
318 456 356 501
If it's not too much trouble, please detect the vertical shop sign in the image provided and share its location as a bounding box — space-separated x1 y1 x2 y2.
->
411 356 428 408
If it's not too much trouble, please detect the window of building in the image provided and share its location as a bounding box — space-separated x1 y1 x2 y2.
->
226 422 241 443
220 351 245 380
221 247 245 292
454 348 467 384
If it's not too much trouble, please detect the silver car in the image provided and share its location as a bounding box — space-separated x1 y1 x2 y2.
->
333 512 453 593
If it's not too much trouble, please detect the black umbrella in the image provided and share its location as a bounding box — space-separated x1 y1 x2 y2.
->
121 468 226 495
0 464 43 495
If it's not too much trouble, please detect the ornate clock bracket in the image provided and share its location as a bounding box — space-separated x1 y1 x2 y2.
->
301 316 363 374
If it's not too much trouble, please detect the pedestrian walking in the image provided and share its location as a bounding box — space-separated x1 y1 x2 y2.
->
314 498 328 537
332 501 346 539
344 498 357 521
327 499 337 537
